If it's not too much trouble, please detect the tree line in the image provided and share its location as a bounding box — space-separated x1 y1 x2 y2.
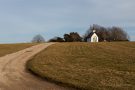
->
84 24 129 42
32 24 130 43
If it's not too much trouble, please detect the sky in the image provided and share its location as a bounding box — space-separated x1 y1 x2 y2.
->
0 0 135 43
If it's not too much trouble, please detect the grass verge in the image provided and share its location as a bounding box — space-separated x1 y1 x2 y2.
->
0 43 37 57
27 42 135 90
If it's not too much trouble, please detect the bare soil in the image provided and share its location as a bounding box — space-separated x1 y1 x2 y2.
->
0 43 71 90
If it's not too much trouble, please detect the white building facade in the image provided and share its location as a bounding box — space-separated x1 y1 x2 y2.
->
87 30 99 42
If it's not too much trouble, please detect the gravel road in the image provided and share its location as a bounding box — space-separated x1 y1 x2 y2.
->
0 43 71 90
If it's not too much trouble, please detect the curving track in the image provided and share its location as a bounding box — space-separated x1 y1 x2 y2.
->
0 43 71 90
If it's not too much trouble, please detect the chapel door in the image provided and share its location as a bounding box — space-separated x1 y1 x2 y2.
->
93 36 97 42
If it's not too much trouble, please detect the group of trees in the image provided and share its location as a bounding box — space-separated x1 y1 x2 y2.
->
48 32 82 42
32 24 130 43
32 32 82 43
84 24 129 42
64 32 82 42
49 37 64 42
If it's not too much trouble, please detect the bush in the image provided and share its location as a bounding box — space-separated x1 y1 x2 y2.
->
49 37 64 42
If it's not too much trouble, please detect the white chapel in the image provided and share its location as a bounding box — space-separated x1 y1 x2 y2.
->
87 30 99 42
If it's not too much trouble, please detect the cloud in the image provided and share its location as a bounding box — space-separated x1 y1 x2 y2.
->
0 0 135 43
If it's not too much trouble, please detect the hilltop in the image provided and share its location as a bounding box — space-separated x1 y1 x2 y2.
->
27 42 135 90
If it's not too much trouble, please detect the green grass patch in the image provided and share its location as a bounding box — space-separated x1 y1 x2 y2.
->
27 42 135 90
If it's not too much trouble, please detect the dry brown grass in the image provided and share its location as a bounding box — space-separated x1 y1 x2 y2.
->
27 42 135 90
0 43 37 57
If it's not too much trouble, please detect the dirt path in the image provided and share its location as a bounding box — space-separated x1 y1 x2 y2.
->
0 43 71 90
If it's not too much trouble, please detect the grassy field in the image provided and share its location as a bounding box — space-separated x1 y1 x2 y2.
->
27 42 135 90
0 43 37 57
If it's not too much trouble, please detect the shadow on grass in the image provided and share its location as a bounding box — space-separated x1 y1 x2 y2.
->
25 59 82 90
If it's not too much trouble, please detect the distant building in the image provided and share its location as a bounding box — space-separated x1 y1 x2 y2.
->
86 30 99 42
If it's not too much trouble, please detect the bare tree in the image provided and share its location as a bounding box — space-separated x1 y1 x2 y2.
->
110 27 129 41
84 24 109 42
84 24 129 42
32 34 45 43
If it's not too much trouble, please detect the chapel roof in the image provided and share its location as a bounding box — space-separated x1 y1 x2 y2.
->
86 30 98 38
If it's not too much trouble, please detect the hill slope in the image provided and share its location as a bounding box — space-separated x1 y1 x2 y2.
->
27 42 135 90
0 43 36 57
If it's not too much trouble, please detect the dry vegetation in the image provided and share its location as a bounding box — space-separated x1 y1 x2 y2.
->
0 43 36 57
27 42 135 90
